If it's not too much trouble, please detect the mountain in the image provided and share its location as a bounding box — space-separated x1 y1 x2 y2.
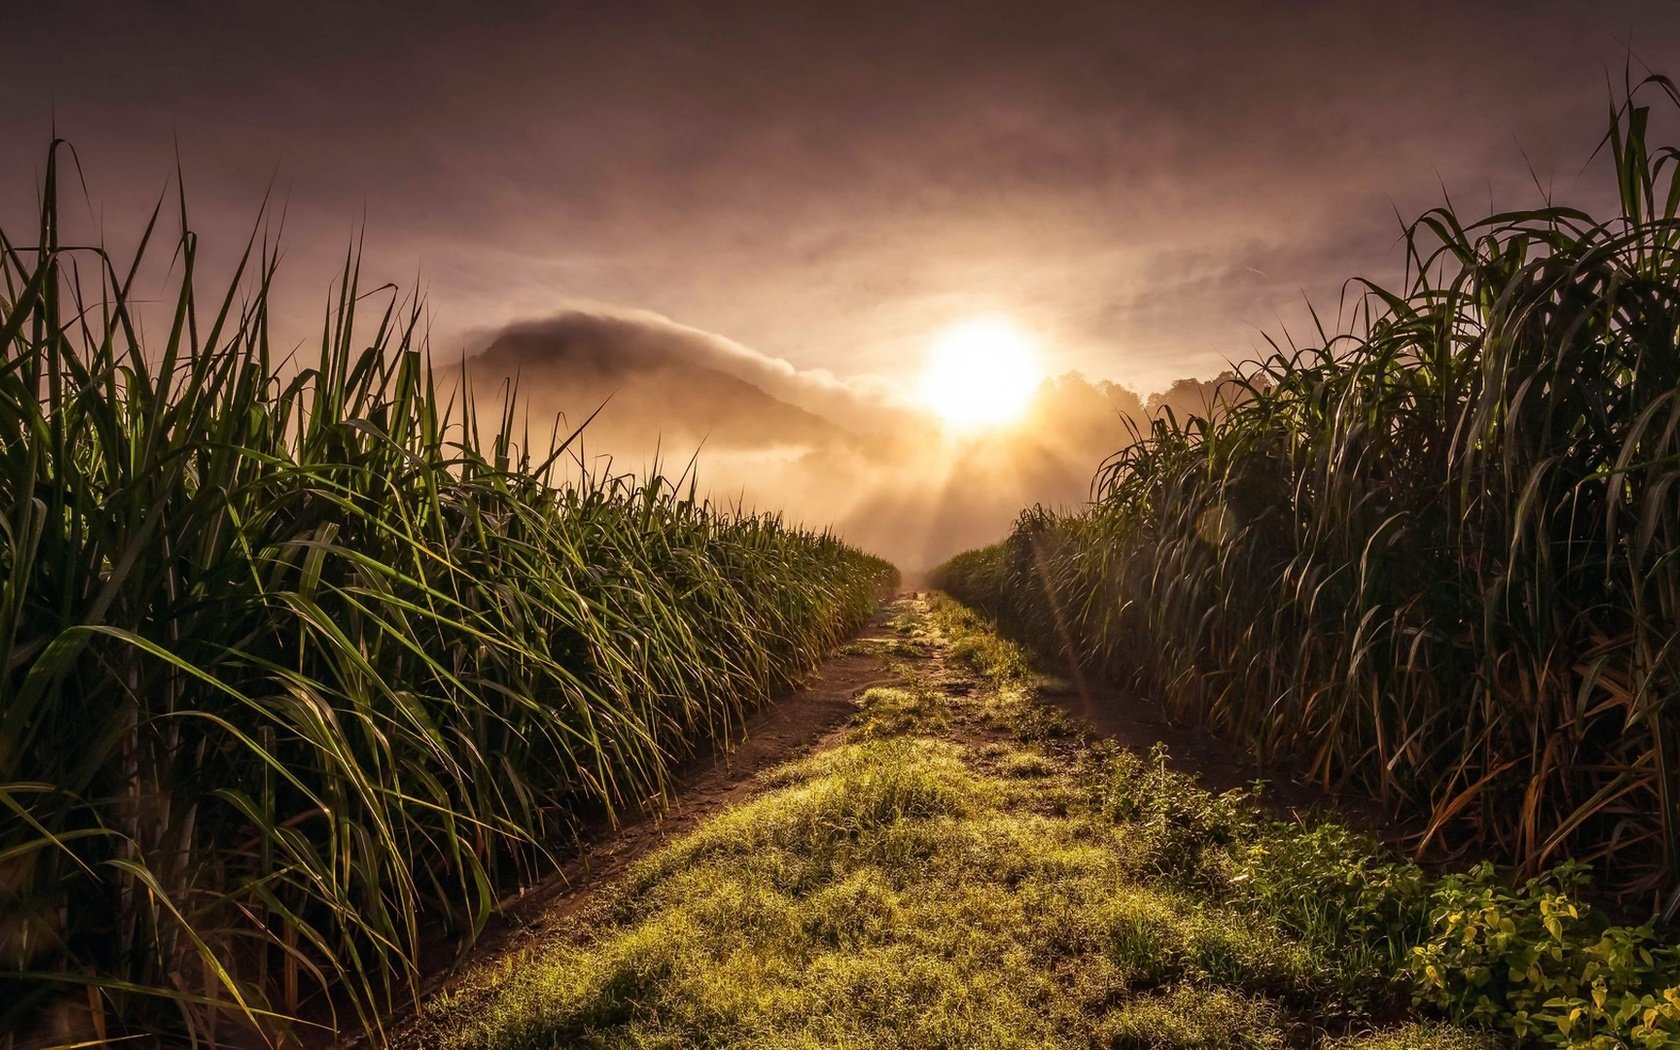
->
467 316 854 453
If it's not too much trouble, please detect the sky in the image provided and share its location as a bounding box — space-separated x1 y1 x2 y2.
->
6 0 1680 565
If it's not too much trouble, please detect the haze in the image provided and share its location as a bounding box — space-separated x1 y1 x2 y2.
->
6 0 1678 567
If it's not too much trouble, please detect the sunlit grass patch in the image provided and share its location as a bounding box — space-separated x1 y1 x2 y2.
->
853 684 948 738
1326 1023 1502 1050
997 749 1056 778
924 594 1079 742
435 774 1317 1046
625 737 983 893
837 636 932 659
1096 984 1286 1049
924 595 1036 685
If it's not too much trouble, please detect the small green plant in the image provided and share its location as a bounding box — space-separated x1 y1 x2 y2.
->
1229 822 1432 1001
1411 864 1680 1047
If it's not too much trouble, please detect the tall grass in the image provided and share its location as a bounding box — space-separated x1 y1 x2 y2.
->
934 78 1680 908
0 144 896 1046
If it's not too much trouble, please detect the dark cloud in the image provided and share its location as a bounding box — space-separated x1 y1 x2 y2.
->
6 0 1678 562
9 0 1675 391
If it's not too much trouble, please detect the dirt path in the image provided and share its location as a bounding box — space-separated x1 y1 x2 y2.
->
398 593 1375 999
392 592 1475 1050
381 592 1363 1023
379 593 1448 1050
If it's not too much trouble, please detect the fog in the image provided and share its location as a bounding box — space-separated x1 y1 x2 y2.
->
463 307 1231 571
9 0 1667 577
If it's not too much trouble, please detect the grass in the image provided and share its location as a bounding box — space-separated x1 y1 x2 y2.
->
0 143 896 1045
415 595 1527 1049
932 76 1680 910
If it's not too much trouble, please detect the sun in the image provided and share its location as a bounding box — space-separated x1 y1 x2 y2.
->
919 317 1043 430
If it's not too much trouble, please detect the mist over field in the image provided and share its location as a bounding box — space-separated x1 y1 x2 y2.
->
13 1 1680 1044
463 308 1229 568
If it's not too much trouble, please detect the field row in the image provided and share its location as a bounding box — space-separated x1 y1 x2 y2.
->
0 152 894 1045
933 82 1680 908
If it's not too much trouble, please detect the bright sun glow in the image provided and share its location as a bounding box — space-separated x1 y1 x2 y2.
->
920 317 1043 430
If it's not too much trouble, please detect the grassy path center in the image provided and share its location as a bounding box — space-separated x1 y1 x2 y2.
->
399 596 1487 1050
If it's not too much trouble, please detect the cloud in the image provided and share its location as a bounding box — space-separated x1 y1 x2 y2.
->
12 0 1662 405
14 0 1667 566
462 307 1161 570
465 306 920 441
